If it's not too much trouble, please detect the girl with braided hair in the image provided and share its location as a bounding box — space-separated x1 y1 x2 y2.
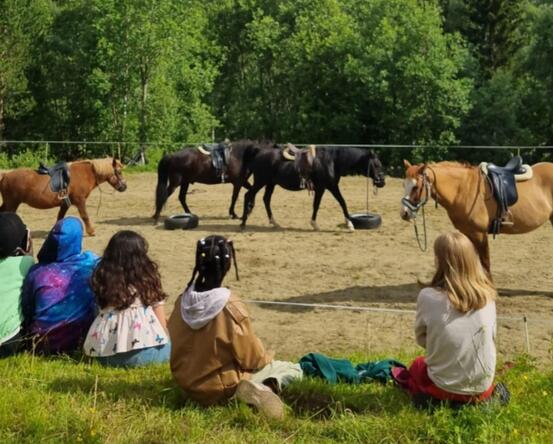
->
168 235 302 419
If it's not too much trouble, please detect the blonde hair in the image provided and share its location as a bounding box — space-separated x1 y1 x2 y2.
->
70 158 116 180
424 231 496 312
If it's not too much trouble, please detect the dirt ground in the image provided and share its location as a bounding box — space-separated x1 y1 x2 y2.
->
14 172 553 363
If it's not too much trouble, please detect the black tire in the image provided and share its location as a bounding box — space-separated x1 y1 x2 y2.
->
349 213 382 230
164 213 199 230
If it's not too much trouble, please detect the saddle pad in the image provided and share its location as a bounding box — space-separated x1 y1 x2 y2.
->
479 162 533 182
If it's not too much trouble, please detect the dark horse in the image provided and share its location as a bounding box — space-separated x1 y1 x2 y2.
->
240 146 386 230
153 140 268 221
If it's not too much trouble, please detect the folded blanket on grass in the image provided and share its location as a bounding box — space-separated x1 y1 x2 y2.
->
299 352 405 384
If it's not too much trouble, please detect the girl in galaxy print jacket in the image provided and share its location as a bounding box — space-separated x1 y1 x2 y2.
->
22 217 98 354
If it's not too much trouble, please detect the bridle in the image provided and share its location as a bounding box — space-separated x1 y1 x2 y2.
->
109 166 126 191
401 171 431 214
367 156 385 190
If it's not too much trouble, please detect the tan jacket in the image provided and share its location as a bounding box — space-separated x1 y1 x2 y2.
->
168 293 272 406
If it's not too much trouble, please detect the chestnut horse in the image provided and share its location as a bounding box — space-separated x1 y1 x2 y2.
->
400 159 553 272
0 158 127 236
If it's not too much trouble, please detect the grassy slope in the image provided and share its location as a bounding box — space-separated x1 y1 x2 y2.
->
1 353 552 444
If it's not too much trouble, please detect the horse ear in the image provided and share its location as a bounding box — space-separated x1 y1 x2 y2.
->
403 159 412 169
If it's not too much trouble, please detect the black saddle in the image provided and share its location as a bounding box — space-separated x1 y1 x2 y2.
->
37 162 71 196
201 142 228 181
486 156 525 235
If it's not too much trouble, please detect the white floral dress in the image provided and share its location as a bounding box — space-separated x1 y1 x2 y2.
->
84 298 168 357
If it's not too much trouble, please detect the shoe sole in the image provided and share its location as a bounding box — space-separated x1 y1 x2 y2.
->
236 380 285 420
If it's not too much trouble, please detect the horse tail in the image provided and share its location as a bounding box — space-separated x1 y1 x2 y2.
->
153 154 171 220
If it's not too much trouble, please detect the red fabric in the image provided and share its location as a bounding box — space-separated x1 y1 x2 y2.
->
394 356 494 403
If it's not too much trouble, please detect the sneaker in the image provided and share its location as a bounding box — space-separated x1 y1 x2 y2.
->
235 379 285 420
491 382 511 406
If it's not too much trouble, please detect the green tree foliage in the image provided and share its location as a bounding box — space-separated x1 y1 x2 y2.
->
1 0 553 165
210 0 471 155
0 0 53 140
516 2 553 146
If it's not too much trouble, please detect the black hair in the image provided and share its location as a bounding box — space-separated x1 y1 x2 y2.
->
187 235 239 291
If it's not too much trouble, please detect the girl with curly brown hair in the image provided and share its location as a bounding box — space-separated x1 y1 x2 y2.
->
84 230 170 367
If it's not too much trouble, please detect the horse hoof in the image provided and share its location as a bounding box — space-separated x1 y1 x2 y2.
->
229 213 238 220
310 220 320 231
346 220 355 232
269 217 280 228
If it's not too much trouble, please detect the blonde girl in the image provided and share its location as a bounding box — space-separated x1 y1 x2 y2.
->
393 231 508 408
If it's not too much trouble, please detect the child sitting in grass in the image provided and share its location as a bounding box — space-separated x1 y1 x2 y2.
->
168 235 302 419
22 217 97 355
84 230 170 367
0 213 34 357
393 231 509 408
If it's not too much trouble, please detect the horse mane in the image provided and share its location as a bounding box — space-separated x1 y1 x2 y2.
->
71 158 114 180
428 160 476 169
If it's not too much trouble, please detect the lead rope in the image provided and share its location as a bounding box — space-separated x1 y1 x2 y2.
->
412 176 429 252
413 202 428 252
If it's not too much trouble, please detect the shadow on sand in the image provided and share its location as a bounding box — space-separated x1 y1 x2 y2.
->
253 284 553 314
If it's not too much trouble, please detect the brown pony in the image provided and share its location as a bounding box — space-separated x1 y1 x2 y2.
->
400 159 553 272
0 158 127 236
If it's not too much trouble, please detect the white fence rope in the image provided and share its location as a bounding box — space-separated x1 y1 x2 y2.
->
245 299 552 354
244 299 552 324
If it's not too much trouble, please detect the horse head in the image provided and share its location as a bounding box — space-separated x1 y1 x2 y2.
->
104 158 127 192
400 160 429 221
367 150 385 188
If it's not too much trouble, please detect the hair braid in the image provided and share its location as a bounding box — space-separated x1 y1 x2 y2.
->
187 235 239 291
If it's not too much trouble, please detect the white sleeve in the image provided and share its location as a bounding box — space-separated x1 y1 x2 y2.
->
414 289 428 349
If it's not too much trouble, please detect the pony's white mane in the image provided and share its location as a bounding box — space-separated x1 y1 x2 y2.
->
71 158 114 179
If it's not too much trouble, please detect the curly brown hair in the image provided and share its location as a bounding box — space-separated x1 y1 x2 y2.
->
91 230 167 310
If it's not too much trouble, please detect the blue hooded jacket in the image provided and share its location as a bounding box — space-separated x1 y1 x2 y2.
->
22 217 98 353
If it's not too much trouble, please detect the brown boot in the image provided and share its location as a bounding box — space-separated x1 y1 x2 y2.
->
235 380 285 420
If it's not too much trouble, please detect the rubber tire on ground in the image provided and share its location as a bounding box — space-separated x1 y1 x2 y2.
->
164 213 199 230
349 213 382 230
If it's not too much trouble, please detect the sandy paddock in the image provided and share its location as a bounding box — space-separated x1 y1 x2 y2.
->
13 172 553 362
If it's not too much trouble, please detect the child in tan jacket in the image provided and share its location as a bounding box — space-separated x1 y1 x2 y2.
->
168 235 302 419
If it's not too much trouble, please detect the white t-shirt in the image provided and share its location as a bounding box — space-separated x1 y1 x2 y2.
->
415 287 496 395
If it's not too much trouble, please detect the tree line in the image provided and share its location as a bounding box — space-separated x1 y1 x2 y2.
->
1 0 552 166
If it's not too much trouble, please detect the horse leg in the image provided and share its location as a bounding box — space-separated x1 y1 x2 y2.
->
467 231 491 275
229 182 241 219
178 181 191 213
310 187 326 231
328 184 354 231
241 183 263 229
0 200 20 213
229 178 253 219
73 198 95 236
56 202 70 220
153 177 179 222
263 184 279 227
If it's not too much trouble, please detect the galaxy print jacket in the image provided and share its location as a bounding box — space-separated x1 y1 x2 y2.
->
22 217 98 354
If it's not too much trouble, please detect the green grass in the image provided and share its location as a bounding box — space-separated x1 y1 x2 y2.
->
1 352 552 443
